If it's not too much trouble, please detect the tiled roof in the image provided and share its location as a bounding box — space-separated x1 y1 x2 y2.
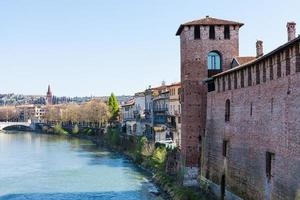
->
176 16 244 35
167 82 181 87
234 56 256 65
122 99 135 107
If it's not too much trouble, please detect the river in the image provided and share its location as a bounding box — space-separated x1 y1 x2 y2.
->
0 131 161 200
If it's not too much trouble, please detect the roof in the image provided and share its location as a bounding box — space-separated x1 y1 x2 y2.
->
176 16 244 35
134 92 145 97
122 99 135 107
167 82 181 88
234 56 256 65
213 36 300 78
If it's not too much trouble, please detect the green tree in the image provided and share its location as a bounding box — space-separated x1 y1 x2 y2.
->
108 93 119 121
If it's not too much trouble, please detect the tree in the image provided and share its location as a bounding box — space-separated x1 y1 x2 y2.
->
108 93 119 121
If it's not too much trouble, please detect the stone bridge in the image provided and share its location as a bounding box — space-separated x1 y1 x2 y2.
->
0 122 32 130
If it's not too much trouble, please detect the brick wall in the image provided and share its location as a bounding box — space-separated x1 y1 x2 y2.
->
180 24 240 167
204 40 300 200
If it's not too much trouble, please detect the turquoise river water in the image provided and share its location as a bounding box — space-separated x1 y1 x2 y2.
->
0 131 160 200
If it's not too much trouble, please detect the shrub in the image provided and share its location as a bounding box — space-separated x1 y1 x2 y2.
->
106 128 121 146
53 124 68 135
150 146 167 170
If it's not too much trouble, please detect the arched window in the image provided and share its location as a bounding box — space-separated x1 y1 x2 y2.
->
208 51 221 70
225 99 230 122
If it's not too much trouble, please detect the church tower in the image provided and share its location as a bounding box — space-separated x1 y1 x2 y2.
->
46 85 53 105
176 16 243 185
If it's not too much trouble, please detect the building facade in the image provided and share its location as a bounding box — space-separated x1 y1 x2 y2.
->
16 104 46 123
168 83 182 147
121 83 182 145
177 16 300 200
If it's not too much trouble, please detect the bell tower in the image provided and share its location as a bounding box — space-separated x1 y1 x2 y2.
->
176 16 243 185
46 85 53 105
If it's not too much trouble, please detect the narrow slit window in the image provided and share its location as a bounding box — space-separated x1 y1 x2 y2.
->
248 67 252 86
222 77 225 91
266 152 275 182
234 72 237 89
225 99 230 122
194 25 201 40
296 44 300 72
209 25 215 39
224 25 230 39
241 70 244 88
277 54 281 78
256 65 260 85
271 98 274 114
286 50 290 75
263 62 266 83
223 140 228 157
228 75 231 90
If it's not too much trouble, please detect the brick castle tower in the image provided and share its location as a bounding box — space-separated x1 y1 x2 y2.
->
46 85 53 105
176 16 243 185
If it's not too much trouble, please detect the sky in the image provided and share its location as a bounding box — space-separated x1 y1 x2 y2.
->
0 0 299 97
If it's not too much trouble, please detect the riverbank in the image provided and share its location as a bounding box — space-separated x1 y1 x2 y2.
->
93 128 212 200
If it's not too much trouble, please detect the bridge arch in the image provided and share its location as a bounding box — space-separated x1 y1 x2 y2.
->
0 122 32 131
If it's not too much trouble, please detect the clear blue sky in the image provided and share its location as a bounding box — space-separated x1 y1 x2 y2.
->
0 0 299 97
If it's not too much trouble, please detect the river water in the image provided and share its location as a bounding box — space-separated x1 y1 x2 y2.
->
0 131 160 200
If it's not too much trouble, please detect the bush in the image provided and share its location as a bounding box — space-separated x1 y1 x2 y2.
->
53 124 68 135
106 128 121 146
150 146 167 170
83 128 95 135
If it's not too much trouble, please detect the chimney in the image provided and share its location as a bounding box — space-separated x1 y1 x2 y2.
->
256 40 264 57
287 22 296 42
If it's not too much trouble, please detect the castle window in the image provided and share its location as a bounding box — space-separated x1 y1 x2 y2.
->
225 99 230 122
266 152 275 183
223 140 228 157
271 98 274 114
256 65 260 85
241 70 244 88
296 44 300 72
208 51 221 70
263 62 266 83
222 77 225 91
250 102 253 116
209 25 215 39
277 54 281 78
234 72 237 89
194 25 201 39
248 67 252 86
270 58 274 80
286 49 290 75
224 25 230 39
228 75 231 90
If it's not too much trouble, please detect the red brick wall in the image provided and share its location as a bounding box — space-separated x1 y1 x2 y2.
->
204 41 300 200
179 25 240 167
